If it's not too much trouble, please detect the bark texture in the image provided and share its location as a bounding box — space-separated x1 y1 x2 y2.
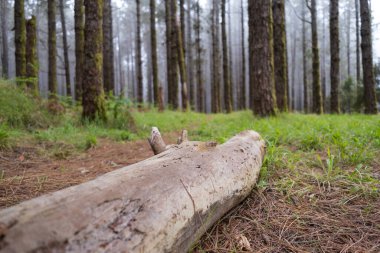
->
177 22 189 111
355 0 361 88
308 0 323 114
82 0 107 121
75 0 85 101
14 0 26 81
136 0 143 104
0 131 265 253
150 0 159 106
48 0 58 98
211 0 221 113
272 0 288 112
240 0 246 110
359 0 378 114
221 0 232 113
25 16 38 96
195 0 204 112
103 0 115 95
1 0 9 78
302 3 308 113
330 0 340 113
60 0 71 97
248 0 277 117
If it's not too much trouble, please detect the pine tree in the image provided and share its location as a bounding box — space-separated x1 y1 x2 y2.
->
26 16 38 96
272 0 288 112
330 0 340 113
359 0 378 114
1 0 9 79
82 0 107 121
14 0 26 82
60 0 71 96
248 0 277 116
221 0 232 113
136 0 143 105
150 0 159 106
48 0 58 98
75 0 84 101
103 0 115 95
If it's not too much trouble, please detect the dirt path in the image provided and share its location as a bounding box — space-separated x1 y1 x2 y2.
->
0 132 180 209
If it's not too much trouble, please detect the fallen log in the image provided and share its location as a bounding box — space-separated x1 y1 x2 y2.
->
0 130 265 253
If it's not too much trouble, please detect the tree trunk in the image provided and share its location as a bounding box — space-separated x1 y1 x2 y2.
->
308 0 323 114
135 0 143 105
74 0 84 101
150 0 159 106
1 0 9 79
177 22 189 111
359 0 378 114
240 0 246 110
330 0 340 113
249 0 277 117
227 0 234 111
211 0 221 113
60 0 71 97
14 0 26 83
302 2 308 113
186 0 194 109
25 16 38 96
82 0 106 121
355 0 361 90
103 0 115 95
48 0 57 98
195 0 204 112
221 0 232 113
346 1 351 77
272 0 288 112
291 28 297 111
0 130 265 253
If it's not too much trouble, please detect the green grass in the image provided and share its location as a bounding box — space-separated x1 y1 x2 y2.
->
1 79 379 198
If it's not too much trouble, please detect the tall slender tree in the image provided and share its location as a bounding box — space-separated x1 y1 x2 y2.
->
136 0 143 105
59 0 71 96
355 0 361 88
272 0 288 112
177 22 189 111
248 0 277 116
74 0 84 101
221 0 232 113
194 0 204 112
1 0 9 78
307 0 323 114
48 0 57 98
14 0 26 82
186 0 194 108
211 0 221 113
330 0 340 113
240 0 246 109
82 0 106 121
26 16 38 96
103 0 115 95
302 2 308 112
359 0 378 114
150 0 159 106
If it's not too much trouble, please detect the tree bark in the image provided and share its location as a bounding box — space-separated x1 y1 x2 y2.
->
0 130 265 253
48 0 58 98
211 0 221 113
249 0 277 117
103 0 115 95
355 0 361 89
14 0 26 83
186 0 195 109
359 0 378 114
25 16 38 96
74 0 84 101
302 2 308 113
60 0 71 97
272 0 288 112
330 0 340 113
240 0 246 110
1 0 9 79
308 0 323 114
150 0 159 106
221 0 232 113
195 0 204 112
135 0 143 105
82 0 107 121
177 22 189 111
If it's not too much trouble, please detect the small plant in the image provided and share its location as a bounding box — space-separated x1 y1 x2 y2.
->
0 128 10 150
85 135 97 150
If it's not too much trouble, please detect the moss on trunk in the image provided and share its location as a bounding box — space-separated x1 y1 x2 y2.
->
14 0 26 85
26 16 38 96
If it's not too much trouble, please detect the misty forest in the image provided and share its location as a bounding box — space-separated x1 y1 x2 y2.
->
0 0 379 252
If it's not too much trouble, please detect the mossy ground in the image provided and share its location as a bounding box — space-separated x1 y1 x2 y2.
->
0 81 379 251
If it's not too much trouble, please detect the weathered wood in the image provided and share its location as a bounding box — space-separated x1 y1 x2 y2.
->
0 130 265 253
148 127 167 155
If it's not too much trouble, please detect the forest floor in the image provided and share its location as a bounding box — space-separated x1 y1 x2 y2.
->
0 82 380 252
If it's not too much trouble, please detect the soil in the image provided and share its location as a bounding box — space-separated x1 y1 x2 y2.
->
0 132 180 209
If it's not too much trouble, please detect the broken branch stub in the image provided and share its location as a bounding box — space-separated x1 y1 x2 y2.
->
0 130 265 253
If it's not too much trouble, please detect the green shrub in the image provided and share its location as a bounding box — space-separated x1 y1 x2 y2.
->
0 81 52 128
